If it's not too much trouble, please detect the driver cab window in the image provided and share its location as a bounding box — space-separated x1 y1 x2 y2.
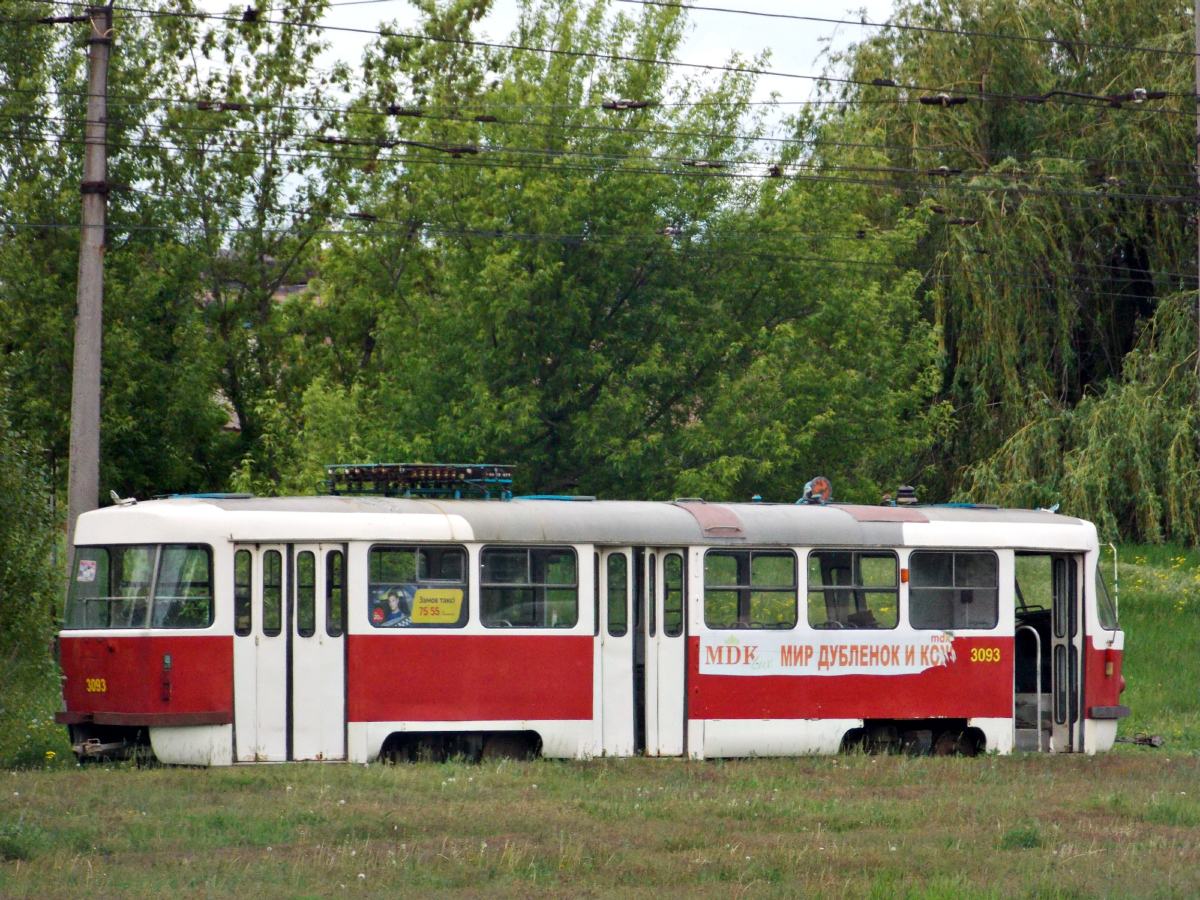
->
807 550 898 630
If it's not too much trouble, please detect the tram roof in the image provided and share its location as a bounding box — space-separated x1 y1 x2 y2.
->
81 496 1091 547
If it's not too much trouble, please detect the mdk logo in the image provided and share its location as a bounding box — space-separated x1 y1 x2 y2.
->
704 635 759 666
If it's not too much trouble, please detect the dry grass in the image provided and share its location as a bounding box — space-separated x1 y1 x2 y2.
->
1 751 1199 899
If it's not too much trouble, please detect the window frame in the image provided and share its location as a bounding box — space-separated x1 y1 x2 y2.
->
907 549 1000 631
262 549 284 637
326 549 346 637
64 543 217 631
64 544 157 630
703 548 798 631
806 549 900 631
479 545 580 630
295 550 316 638
234 549 252 637
367 543 470 629
606 552 629 637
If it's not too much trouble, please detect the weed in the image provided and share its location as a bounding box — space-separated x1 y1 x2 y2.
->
998 822 1043 850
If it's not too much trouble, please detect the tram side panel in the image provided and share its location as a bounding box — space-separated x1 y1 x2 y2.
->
344 542 598 762
685 545 1015 757
59 634 234 731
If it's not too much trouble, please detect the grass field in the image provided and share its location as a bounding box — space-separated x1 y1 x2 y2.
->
0 544 1196 899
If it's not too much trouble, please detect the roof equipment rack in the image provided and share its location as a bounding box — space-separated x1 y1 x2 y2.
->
320 463 514 500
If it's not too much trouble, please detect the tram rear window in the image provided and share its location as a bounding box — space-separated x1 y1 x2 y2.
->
368 545 469 628
65 544 213 629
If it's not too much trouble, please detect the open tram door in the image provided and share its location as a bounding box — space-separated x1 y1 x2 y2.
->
640 548 688 756
1014 552 1084 752
232 543 347 761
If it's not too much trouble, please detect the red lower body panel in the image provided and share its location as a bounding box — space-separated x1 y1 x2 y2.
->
58 634 233 725
1084 639 1124 714
347 634 593 722
688 636 1013 720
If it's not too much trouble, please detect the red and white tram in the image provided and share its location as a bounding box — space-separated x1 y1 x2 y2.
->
56 483 1128 765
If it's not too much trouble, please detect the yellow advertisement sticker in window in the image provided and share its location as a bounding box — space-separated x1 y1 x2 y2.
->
411 588 464 624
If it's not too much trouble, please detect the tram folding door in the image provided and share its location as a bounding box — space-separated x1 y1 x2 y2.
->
1050 554 1085 753
290 544 347 761
232 544 347 762
644 548 687 756
599 549 636 756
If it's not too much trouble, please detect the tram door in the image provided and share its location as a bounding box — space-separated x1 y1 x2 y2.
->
290 544 347 761
1050 554 1084 752
232 544 288 761
599 549 635 756
644 549 688 756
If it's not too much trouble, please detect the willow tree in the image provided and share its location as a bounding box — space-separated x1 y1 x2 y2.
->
810 0 1198 537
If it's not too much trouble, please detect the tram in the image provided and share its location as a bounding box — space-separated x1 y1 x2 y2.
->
55 465 1128 765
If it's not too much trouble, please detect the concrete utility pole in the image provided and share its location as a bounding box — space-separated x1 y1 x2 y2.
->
65 4 113 566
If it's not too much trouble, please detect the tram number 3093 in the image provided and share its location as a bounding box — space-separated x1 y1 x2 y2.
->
85 678 108 693
969 647 1002 663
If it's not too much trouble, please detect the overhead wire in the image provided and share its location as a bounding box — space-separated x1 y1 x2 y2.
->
6 109 1197 192
613 0 1200 61
15 1 1193 118
4 124 1198 207
3 84 1199 175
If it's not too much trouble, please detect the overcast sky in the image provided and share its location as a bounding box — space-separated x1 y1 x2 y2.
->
208 0 899 104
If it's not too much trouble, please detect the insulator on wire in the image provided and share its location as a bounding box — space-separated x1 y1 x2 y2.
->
386 105 422 117
681 159 726 169
871 78 897 87
919 93 969 107
602 99 650 111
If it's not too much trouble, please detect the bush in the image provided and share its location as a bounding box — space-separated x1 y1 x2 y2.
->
0 393 65 767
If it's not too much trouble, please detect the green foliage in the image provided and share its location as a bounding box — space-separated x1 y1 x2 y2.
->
0 395 69 769
958 296 1198 542
235 0 945 502
810 0 1198 515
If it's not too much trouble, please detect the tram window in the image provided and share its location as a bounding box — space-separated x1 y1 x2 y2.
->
1096 559 1118 630
807 551 898 630
648 553 657 637
1014 554 1053 614
664 553 684 637
594 552 601 637
607 553 628 636
64 545 155 629
152 545 214 629
480 547 578 628
369 545 468 628
234 550 252 636
909 550 998 630
262 550 283 637
326 550 346 637
296 551 316 638
705 550 796 630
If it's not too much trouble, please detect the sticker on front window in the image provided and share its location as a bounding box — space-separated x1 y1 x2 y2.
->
76 560 97 582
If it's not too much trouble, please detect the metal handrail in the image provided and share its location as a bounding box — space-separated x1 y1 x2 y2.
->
1016 624 1044 753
